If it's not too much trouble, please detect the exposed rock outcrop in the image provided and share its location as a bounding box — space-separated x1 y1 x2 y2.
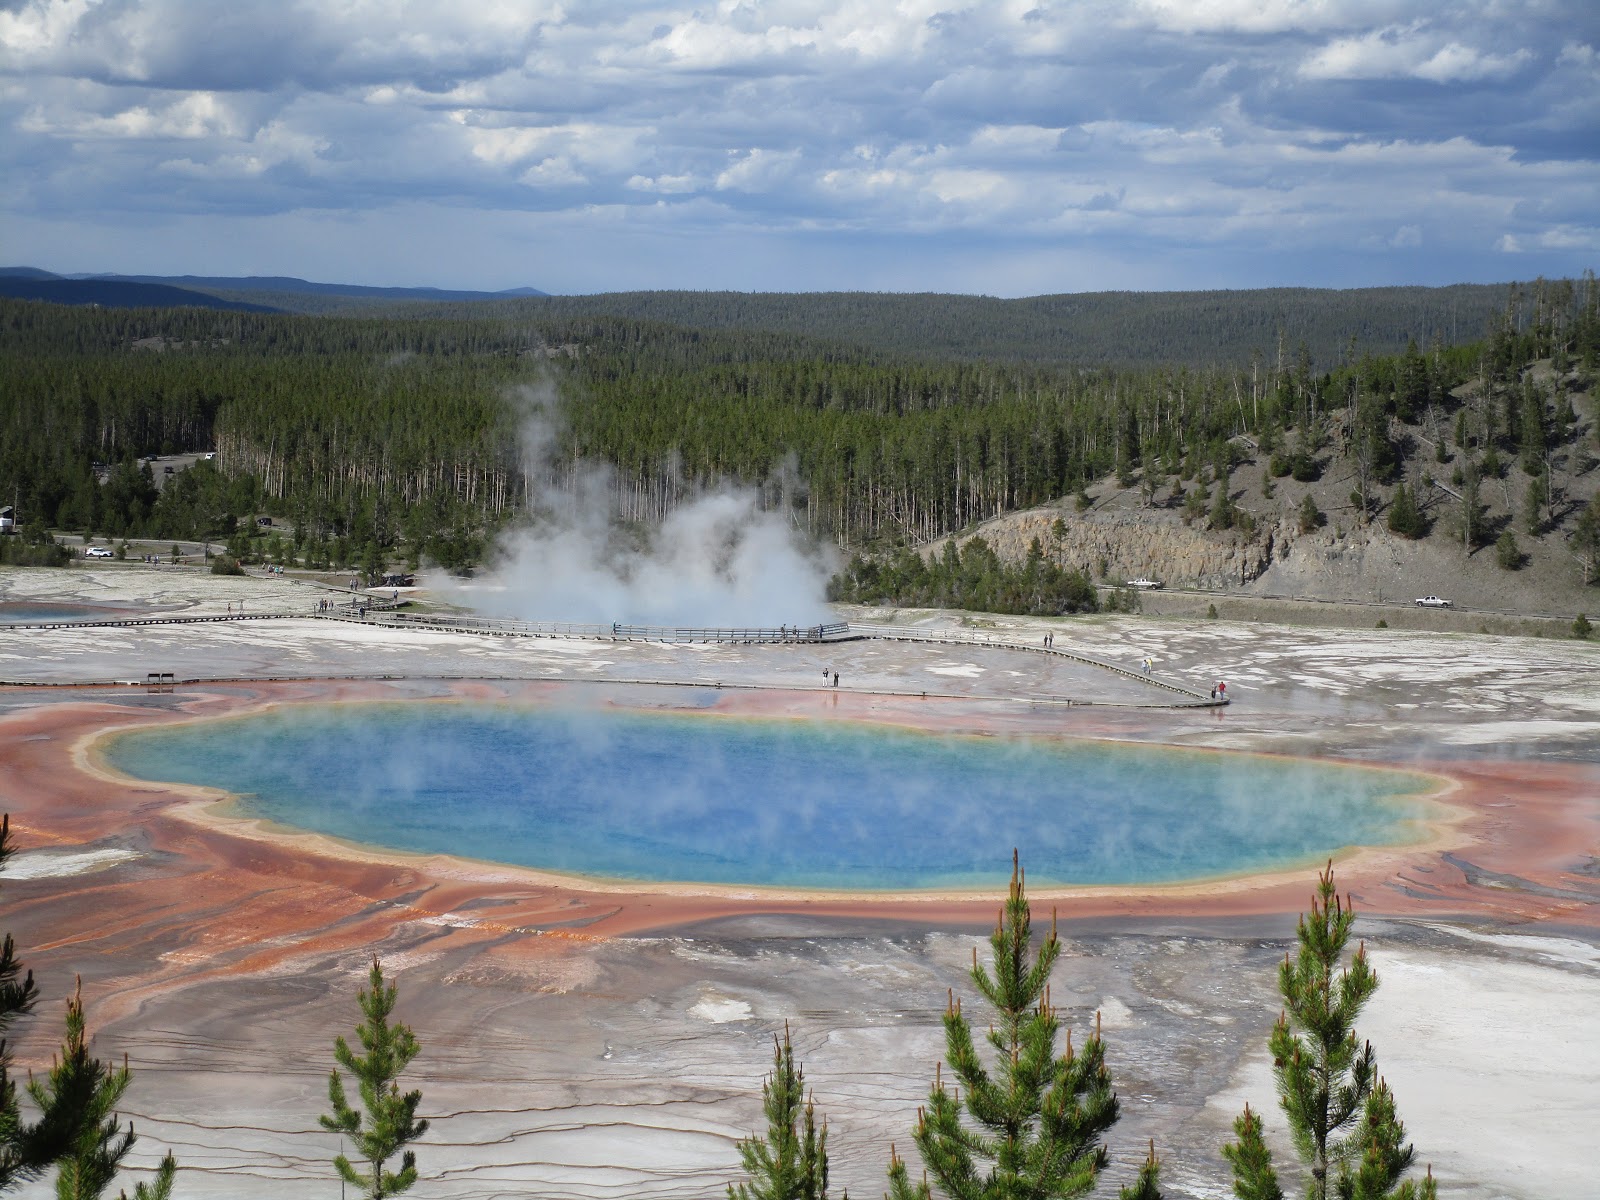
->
931 501 1597 612
927 508 1275 590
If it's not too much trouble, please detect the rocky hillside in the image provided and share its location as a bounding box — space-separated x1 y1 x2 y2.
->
927 359 1599 617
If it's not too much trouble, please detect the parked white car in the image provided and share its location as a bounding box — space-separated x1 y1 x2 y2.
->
1414 595 1452 608
84 546 115 558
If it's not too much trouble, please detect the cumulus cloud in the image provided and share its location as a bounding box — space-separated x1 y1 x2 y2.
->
19 90 243 140
1132 0 1402 36
1301 24 1533 83
0 0 1595 291
715 147 803 192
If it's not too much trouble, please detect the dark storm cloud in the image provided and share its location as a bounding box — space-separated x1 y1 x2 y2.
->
1 0 1594 292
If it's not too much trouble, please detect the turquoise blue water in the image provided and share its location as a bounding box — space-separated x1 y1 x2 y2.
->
103 703 1434 890
0 602 114 623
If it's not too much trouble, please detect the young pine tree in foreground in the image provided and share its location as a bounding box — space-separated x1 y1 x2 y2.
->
320 958 428 1200
728 1024 841 1200
0 812 45 1192
25 981 176 1200
887 852 1160 1200
1222 863 1436 1200
1 815 96 1193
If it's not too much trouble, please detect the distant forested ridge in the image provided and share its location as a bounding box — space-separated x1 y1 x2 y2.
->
0 267 543 315
1 274 1594 577
7 268 1520 367
391 284 1516 368
0 276 280 313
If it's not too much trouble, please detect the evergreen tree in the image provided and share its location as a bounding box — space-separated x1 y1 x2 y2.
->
1209 476 1237 531
1523 475 1548 534
0 812 47 1192
31 981 127 1200
26 981 175 1200
116 1154 175 1200
1297 496 1323 534
320 958 428 1200
1384 485 1424 540
1119 1144 1165 1200
1221 864 1436 1200
1 816 91 1192
729 1025 840 1200
1222 1106 1282 1200
1569 497 1600 584
1494 530 1523 570
886 853 1156 1200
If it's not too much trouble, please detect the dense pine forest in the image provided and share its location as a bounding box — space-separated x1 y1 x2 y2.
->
406 284 1519 367
15 276 1524 366
2 276 1596 588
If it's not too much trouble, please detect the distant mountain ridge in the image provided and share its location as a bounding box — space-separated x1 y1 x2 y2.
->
0 267 546 313
83 272 549 301
0 272 281 313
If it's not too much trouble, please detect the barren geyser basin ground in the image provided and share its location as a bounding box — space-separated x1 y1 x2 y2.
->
1 565 1598 1200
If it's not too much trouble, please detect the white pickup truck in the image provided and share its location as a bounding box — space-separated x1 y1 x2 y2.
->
1414 595 1453 608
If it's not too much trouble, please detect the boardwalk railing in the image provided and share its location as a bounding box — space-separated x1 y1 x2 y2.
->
361 612 853 645
3 608 1219 704
847 623 1209 700
357 614 1213 702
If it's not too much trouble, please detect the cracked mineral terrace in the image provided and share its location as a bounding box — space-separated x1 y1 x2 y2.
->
1 564 1596 1199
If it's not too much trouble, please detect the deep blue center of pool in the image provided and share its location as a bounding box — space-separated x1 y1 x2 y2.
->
104 703 1432 890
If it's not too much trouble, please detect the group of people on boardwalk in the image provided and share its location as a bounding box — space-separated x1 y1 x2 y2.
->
822 667 839 688
1042 633 1056 649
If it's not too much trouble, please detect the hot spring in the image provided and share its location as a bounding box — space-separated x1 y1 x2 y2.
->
0 602 125 623
103 702 1439 891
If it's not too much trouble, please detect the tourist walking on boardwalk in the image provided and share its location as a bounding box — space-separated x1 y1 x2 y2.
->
832 671 839 688
823 667 830 683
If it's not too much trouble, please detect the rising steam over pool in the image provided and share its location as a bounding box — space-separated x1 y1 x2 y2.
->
104 703 1437 890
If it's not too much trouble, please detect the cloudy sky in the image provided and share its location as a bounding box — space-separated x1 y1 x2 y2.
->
2 0 1596 295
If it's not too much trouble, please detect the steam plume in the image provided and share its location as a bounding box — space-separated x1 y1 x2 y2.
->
445 381 836 626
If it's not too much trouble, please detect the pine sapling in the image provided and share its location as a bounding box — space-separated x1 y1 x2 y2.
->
1223 863 1437 1200
729 1023 840 1200
0 810 49 1191
27 979 175 1200
1119 1142 1166 1200
887 851 1157 1200
320 957 427 1200
116 1153 176 1200
1221 1105 1282 1200
3 812 100 1191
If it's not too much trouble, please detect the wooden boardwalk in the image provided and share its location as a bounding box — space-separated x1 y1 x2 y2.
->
1 609 1224 706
